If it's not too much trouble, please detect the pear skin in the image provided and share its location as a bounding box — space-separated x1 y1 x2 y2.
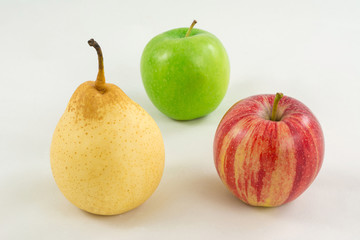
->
50 39 165 215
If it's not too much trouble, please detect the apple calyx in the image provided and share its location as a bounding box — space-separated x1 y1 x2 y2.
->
270 92 284 121
185 20 197 38
88 39 106 92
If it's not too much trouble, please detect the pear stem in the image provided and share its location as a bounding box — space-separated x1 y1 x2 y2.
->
88 39 105 91
185 20 197 37
271 92 284 121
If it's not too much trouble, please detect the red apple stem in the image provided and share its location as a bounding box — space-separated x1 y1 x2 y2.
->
271 92 284 121
185 20 197 37
88 39 106 91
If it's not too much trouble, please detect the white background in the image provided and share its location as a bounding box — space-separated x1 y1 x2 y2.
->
1 0 359 239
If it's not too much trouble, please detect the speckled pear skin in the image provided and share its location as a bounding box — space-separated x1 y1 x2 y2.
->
50 81 165 215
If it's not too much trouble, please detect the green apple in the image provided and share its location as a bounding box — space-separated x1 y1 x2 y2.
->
140 20 230 120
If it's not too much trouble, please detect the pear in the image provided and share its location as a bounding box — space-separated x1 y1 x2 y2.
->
50 39 165 215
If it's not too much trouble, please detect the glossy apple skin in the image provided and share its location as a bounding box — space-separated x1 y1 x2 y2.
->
214 94 324 207
141 28 230 120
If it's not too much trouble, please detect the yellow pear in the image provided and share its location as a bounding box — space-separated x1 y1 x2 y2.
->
50 39 165 215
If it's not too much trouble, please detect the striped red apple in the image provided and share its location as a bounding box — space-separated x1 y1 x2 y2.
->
214 93 324 207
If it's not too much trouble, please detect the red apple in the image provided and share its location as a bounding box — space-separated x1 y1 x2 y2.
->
213 93 324 207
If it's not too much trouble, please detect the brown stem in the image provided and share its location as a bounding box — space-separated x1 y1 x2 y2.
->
185 20 197 37
88 39 105 91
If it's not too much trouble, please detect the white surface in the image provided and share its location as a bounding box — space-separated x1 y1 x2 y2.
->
1 0 359 239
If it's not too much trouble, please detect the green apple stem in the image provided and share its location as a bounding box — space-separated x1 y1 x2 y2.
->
271 92 284 121
88 39 106 91
185 20 197 37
